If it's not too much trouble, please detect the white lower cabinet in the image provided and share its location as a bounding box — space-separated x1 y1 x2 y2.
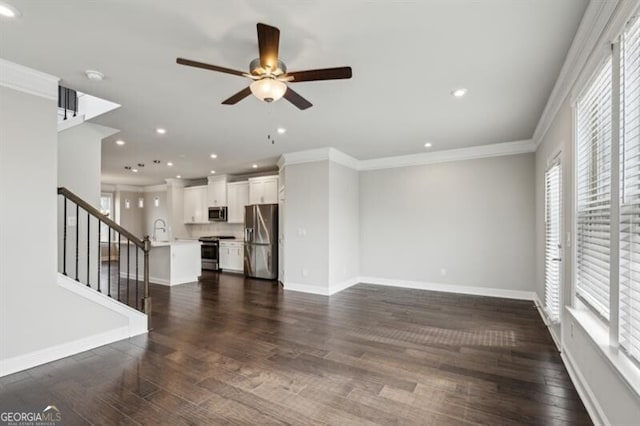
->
219 241 244 272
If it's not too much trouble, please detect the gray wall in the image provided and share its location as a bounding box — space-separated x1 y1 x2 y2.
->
359 153 536 292
0 83 127 364
117 190 144 239
144 191 168 240
283 161 330 289
329 161 360 287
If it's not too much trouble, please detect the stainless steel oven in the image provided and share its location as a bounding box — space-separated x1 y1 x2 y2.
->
199 236 235 271
200 239 219 270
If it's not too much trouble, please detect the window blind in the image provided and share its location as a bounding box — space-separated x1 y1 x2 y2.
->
576 57 613 320
545 163 562 323
620 17 640 362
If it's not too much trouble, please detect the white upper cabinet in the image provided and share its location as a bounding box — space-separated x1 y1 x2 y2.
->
207 176 227 207
183 185 208 223
227 181 249 224
248 176 279 205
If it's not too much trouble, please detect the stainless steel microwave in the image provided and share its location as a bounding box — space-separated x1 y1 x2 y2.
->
208 206 227 222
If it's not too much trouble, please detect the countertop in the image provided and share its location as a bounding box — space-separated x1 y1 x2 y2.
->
219 238 244 244
150 239 202 248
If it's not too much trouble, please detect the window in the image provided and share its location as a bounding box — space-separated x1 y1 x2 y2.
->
576 57 613 320
620 17 640 362
574 15 640 365
545 161 562 323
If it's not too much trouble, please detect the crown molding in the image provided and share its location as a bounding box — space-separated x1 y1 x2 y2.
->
278 140 536 172
144 184 167 193
328 147 360 170
358 140 536 171
532 0 640 148
279 148 332 168
164 178 185 187
0 58 59 100
115 184 144 192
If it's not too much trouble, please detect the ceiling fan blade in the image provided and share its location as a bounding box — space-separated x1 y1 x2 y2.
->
287 67 353 83
257 23 280 70
176 58 246 77
221 87 252 105
283 87 312 110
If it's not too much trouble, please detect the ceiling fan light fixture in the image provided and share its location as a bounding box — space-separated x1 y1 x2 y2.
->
250 78 287 103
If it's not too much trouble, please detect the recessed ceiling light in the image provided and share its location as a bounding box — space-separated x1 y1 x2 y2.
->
132 168 139 173
210 170 216 174
424 143 433 148
156 128 166 135
176 175 181 179
85 70 104 81
0 3 21 18
277 127 286 134
210 154 218 159
115 140 125 146
252 164 258 169
167 162 173 167
451 88 468 98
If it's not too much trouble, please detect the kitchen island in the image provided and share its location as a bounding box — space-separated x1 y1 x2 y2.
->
148 239 201 285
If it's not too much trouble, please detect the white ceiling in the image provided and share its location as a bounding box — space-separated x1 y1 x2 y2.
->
0 0 588 185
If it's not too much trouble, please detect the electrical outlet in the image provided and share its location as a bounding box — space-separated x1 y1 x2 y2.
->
570 322 574 338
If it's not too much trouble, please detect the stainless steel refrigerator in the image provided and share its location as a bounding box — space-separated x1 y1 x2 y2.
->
244 204 278 279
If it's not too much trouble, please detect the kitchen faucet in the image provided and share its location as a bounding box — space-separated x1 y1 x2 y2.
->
152 218 167 241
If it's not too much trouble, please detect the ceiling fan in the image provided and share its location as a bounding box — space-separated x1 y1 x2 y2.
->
176 23 352 110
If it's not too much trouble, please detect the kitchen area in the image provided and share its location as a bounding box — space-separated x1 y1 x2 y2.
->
106 173 281 286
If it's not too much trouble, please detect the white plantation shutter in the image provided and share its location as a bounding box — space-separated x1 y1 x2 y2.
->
545 163 562 323
620 17 640 362
576 57 613 320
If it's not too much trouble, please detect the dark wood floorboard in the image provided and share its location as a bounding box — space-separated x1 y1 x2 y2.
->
0 272 592 425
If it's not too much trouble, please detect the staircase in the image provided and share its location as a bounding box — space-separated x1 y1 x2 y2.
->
57 187 151 316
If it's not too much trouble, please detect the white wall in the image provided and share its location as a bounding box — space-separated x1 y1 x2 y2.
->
328 161 359 288
359 153 535 295
58 122 117 284
535 98 640 424
0 76 129 372
283 161 330 292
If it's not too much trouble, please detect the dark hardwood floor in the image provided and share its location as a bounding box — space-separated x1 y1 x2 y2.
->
0 272 592 425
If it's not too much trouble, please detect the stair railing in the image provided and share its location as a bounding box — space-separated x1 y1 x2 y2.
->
57 187 151 316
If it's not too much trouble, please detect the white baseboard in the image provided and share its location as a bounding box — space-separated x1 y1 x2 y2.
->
284 282 332 296
533 293 561 352
359 276 535 301
0 275 149 378
284 277 359 296
58 274 148 335
562 347 609 426
284 276 535 301
0 326 132 377
329 277 360 295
